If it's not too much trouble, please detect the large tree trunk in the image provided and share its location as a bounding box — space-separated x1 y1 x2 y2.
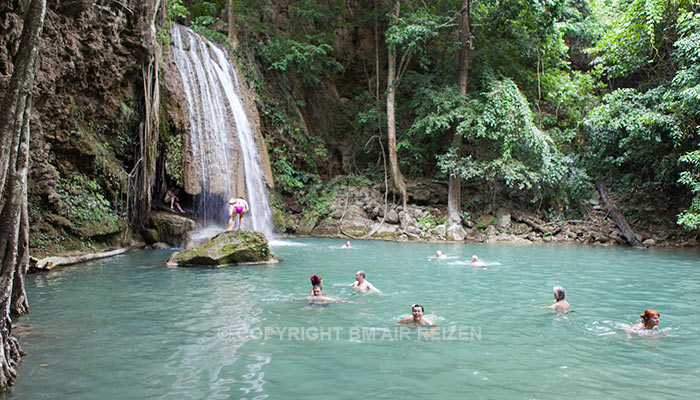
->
0 0 47 389
386 0 408 209
596 181 643 247
447 0 471 225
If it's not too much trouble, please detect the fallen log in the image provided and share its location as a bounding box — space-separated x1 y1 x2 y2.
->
512 215 547 234
595 181 643 247
29 243 146 272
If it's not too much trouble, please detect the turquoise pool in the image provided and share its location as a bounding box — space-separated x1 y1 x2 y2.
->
6 239 700 399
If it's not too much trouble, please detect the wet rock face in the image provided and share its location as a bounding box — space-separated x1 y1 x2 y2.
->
1 2 151 253
167 231 276 266
150 211 197 248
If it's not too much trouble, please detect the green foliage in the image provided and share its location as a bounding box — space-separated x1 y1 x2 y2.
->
433 77 591 209
591 0 693 79
260 37 342 86
585 88 685 185
167 0 189 25
539 71 598 144
56 172 120 237
677 149 700 229
386 9 443 68
165 134 184 187
673 11 700 229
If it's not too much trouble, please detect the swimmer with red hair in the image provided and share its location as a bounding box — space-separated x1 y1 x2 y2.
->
631 309 660 330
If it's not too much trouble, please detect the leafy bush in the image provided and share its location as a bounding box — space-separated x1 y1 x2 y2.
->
56 172 120 236
260 36 342 86
430 77 591 211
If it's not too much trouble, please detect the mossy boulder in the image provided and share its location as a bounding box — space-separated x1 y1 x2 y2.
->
150 211 197 248
166 231 276 266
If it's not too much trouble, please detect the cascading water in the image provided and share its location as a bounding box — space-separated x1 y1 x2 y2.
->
171 25 274 239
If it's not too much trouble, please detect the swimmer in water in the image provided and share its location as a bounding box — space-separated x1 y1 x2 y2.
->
433 251 447 260
471 255 488 267
395 304 433 326
529 286 570 310
341 241 352 248
308 285 348 303
309 275 323 296
351 270 380 294
630 309 660 331
227 198 249 231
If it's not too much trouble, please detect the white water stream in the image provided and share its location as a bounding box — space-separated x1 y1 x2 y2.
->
171 25 273 238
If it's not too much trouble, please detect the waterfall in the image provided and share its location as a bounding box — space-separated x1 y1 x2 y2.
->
171 25 274 239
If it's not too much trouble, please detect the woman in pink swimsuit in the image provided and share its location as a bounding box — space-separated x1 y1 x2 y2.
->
227 198 249 231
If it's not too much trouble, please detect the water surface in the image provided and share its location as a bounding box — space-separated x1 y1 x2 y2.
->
6 239 700 399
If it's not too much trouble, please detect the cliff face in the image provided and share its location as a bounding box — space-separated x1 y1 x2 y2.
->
1 1 150 255
2 1 277 256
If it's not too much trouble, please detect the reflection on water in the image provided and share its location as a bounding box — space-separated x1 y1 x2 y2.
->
7 241 700 399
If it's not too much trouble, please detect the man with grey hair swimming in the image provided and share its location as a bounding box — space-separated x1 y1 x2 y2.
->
471 255 488 267
529 286 570 310
351 270 381 294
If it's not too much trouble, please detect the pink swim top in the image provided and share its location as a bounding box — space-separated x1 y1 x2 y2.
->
234 205 245 213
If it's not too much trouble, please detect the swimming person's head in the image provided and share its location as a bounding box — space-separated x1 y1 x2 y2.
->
472 255 478 262
355 270 365 281
312 285 323 296
553 286 566 301
640 309 660 329
411 304 424 320
310 275 322 286
436 251 443 257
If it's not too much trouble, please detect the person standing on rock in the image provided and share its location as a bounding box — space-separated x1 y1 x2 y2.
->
227 197 249 231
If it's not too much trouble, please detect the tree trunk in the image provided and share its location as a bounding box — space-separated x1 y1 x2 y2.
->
386 0 408 209
129 1 162 235
447 0 471 225
596 181 643 247
227 0 239 49
0 0 47 389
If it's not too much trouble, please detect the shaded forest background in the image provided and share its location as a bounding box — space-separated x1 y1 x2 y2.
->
2 0 699 255
181 0 700 234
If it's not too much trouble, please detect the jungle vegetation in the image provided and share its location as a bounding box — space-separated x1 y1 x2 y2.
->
165 0 699 230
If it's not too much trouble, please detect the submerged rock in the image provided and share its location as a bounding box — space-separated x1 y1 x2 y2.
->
166 231 276 266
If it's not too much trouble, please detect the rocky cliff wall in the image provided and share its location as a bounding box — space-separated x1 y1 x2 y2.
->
1 0 151 255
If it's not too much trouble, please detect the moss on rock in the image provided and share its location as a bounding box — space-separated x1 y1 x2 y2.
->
166 231 276 266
